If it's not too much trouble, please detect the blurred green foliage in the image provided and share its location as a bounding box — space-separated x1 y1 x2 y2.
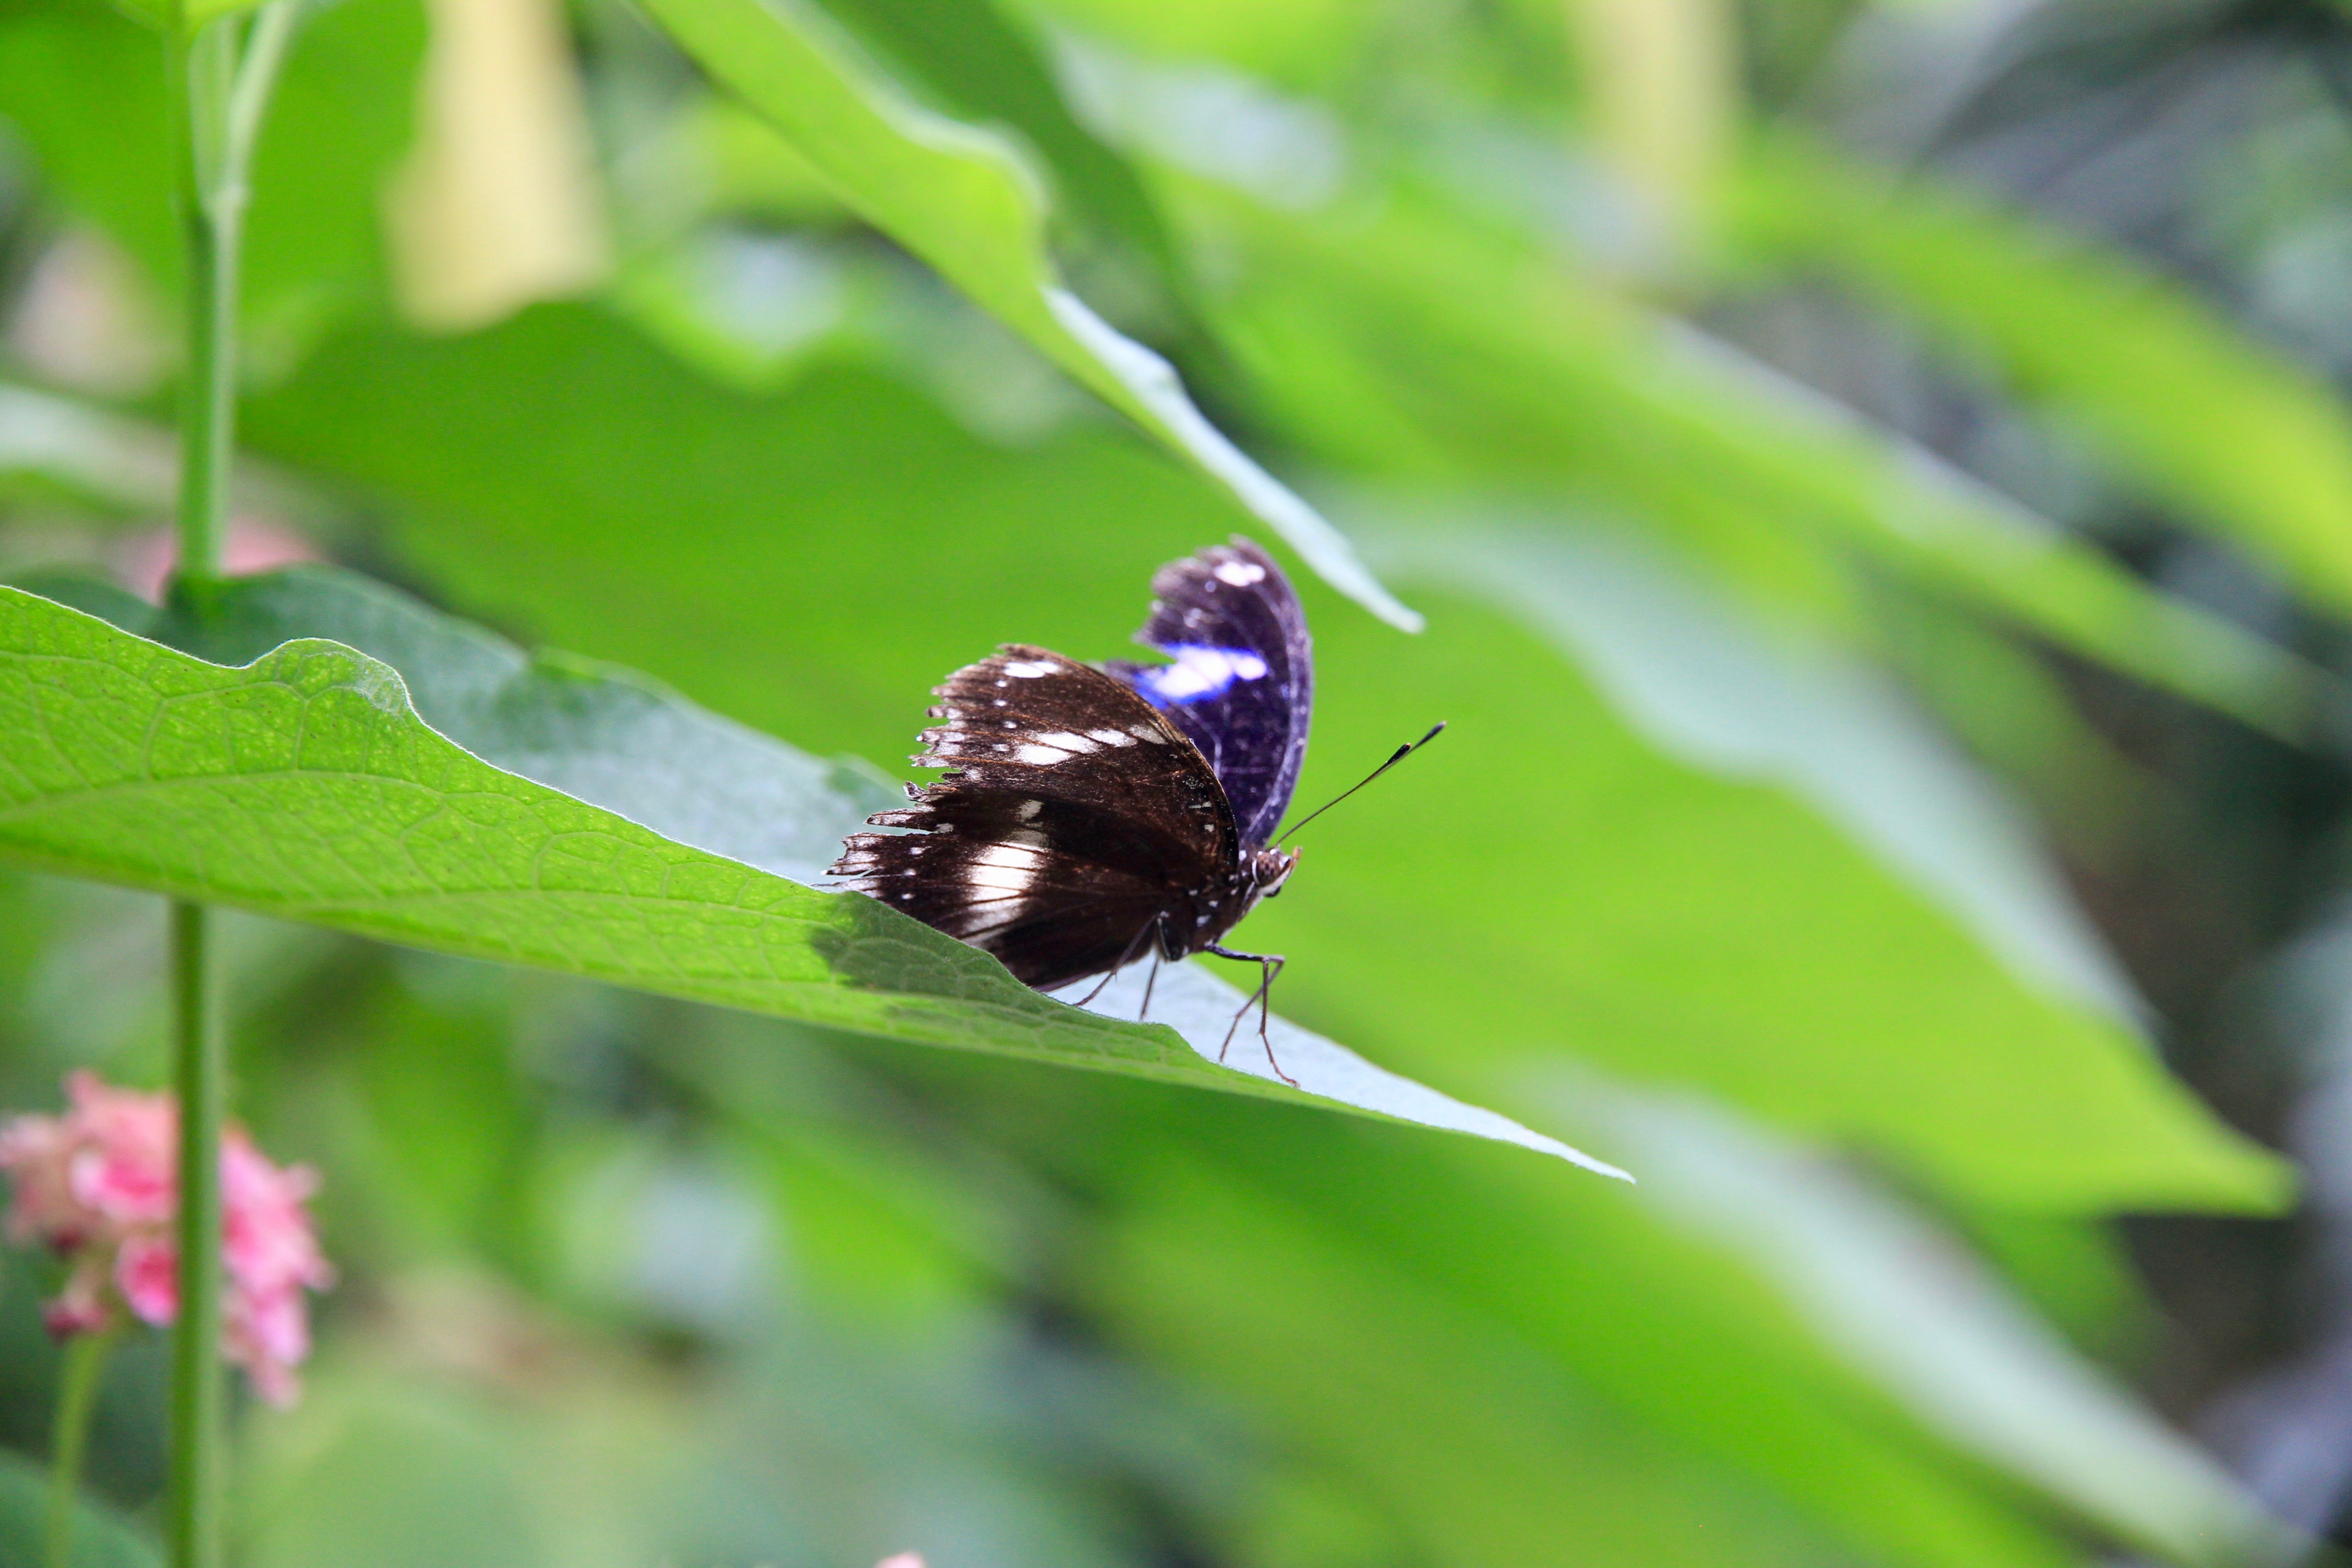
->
2 0 2352 1565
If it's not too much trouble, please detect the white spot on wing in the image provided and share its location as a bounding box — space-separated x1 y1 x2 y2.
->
1214 559 1268 586
1013 730 1110 764
1002 659 1057 678
963 840 1044 896
1088 728 1136 747
1016 799 1043 821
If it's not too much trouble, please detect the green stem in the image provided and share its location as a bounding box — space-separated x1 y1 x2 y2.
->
160 8 297 1565
167 0 297 588
44 1325 119 1568
167 902 223 1568
166 17 235 587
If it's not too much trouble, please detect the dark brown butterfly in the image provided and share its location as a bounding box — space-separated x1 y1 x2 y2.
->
830 539 1438 1083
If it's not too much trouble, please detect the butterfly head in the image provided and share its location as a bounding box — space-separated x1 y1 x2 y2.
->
1250 843 1300 899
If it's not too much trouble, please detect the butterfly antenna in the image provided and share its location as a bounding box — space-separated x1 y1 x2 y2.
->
1279 722 1445 842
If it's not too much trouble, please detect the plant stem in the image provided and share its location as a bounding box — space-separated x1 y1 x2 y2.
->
167 902 223 1568
167 0 298 589
167 16 235 587
161 8 296 1565
44 1325 118 1568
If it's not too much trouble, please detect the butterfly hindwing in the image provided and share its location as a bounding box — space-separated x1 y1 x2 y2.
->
1105 538 1311 847
829 646 1237 991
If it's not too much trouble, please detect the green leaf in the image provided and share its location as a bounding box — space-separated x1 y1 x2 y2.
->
1185 180 2338 743
236 1374 544 1568
1084 1112 2085 1568
1732 141 2352 620
1112 1176 1869 1568
0 1450 159 1568
808 0 1187 290
0 383 180 515
613 986 2280 1568
1269 573 2286 1212
0 0 174 292
0 569 1622 1175
1362 517 2141 1024
0 0 423 370
1066 1069 2292 1568
23 566 894 888
106 0 270 35
625 0 1422 631
1563 1078 2305 1568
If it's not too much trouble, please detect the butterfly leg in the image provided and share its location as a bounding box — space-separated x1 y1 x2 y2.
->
1071 918 1159 1009
1139 928 1165 1023
1205 944 1292 1086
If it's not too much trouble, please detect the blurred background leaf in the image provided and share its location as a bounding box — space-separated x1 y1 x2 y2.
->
632 0 1422 630
0 1450 159 1567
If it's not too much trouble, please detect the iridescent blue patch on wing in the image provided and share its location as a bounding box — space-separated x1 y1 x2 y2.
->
1126 645 1271 709
1105 539 1311 847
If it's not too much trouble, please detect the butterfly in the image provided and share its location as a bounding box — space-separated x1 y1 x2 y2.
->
831 538 1368 1082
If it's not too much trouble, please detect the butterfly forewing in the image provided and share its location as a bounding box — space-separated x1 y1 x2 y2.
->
1106 539 1311 847
830 646 1239 991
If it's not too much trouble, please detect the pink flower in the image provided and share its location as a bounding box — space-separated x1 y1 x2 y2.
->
0 1073 332 1405
114 1233 178 1324
0 1073 173 1248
